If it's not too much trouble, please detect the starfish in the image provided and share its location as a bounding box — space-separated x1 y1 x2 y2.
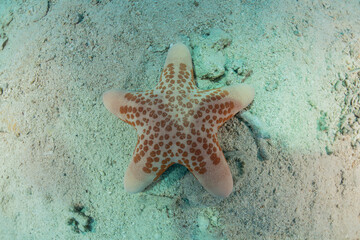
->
103 43 254 197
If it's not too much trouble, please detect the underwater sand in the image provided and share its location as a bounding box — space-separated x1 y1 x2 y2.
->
0 0 360 239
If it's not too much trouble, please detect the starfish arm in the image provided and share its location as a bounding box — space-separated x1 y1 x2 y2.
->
195 84 255 129
124 158 160 193
222 84 255 113
103 90 135 125
124 159 174 193
170 129 234 197
123 138 174 193
156 43 196 92
164 43 192 69
181 147 233 197
103 90 158 127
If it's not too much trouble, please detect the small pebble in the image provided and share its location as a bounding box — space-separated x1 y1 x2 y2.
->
334 80 342 91
325 145 333 155
197 214 209 232
210 216 218 226
154 232 162 239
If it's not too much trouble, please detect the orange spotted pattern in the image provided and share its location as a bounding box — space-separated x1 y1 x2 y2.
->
116 62 238 179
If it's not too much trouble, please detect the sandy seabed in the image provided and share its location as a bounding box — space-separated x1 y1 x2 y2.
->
0 0 360 239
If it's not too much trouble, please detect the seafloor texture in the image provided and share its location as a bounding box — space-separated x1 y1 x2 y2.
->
0 0 359 239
